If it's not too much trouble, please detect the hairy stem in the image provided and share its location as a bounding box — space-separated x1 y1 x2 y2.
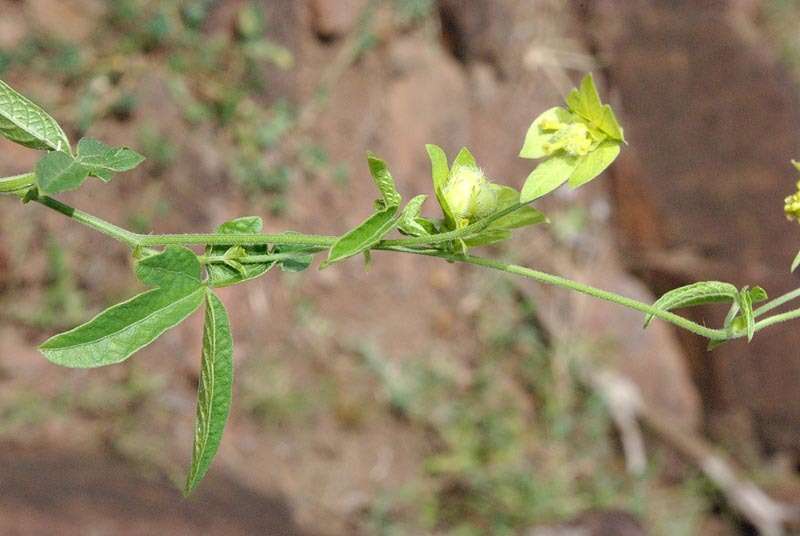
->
754 287 800 317
391 249 731 340
29 193 744 341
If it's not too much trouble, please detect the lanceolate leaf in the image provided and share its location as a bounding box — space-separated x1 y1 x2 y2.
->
322 206 400 268
0 79 71 152
464 229 511 248
520 154 578 203
206 216 272 287
273 241 316 272
737 287 756 342
791 249 800 272
644 281 739 328
184 289 234 495
39 247 205 368
367 153 401 208
426 144 455 230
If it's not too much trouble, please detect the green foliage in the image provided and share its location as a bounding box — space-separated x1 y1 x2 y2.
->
323 206 400 268
40 247 205 368
185 289 234 495
0 79 70 152
519 74 624 203
5 69 799 505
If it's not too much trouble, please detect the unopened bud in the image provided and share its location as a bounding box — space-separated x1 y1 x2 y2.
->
443 165 497 223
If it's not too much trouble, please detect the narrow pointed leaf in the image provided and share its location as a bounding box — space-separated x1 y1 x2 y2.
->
426 144 456 229
184 290 234 495
520 154 578 203
273 241 316 272
367 153 401 208
452 146 477 169
0 79 71 152
40 247 205 368
463 229 511 248
792 250 800 272
322 206 400 268
644 281 738 328
737 288 756 342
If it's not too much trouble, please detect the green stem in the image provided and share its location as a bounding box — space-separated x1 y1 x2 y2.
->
382 202 525 248
200 250 326 265
753 306 800 332
389 249 730 340
754 287 800 317
34 196 140 247
27 193 733 341
137 232 337 248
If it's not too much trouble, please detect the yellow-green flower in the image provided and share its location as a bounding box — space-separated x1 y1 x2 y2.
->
785 180 800 222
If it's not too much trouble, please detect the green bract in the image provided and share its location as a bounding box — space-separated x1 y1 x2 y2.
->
519 73 624 203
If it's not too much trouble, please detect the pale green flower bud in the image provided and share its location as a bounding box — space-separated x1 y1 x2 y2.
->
785 180 800 222
443 164 498 223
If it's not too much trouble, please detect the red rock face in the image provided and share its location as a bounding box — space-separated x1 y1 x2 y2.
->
587 0 800 454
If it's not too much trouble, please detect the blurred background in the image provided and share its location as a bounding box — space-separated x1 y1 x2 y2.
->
1 0 800 534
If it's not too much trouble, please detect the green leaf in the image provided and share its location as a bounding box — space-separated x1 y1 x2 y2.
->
567 140 621 189
565 73 625 142
519 107 574 159
206 217 272 288
184 289 234 496
488 185 548 230
644 281 739 328
398 194 430 236
40 247 205 368
737 287 756 342
322 206 400 268
367 153 401 208
746 286 768 303
463 229 511 248
520 154 578 203
77 138 145 182
452 147 477 169
792 250 800 272
426 144 455 230
273 241 315 272
35 151 90 195
35 138 145 194
0 79 71 152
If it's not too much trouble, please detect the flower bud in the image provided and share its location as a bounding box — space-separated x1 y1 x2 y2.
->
443 164 498 223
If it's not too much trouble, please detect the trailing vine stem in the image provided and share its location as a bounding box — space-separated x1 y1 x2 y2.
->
27 191 795 343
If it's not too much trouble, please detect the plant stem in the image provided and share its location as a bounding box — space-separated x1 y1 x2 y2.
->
754 287 800 317
137 233 337 247
34 196 140 247
28 193 738 341
390 249 730 340
753 306 800 332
